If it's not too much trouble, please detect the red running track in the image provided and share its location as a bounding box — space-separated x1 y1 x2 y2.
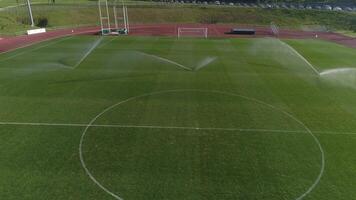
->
0 24 355 54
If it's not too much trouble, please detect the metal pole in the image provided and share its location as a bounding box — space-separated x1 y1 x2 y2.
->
125 6 129 33
98 0 104 34
113 5 118 31
122 5 127 31
26 0 35 27
105 0 111 33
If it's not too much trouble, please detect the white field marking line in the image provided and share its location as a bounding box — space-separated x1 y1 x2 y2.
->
0 36 73 62
0 121 87 127
0 121 303 133
0 121 355 135
72 37 103 69
0 28 100 57
277 39 320 76
135 51 192 71
79 89 325 200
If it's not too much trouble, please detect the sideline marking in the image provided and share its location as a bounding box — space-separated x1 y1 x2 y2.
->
78 89 325 200
277 39 320 75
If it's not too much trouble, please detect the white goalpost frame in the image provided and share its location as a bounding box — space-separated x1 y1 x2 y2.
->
98 0 111 35
177 27 208 39
98 0 129 35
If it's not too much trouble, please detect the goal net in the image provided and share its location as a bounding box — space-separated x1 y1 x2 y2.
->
177 28 208 39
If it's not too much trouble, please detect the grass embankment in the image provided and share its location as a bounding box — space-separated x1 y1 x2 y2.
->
0 4 355 35
0 0 91 8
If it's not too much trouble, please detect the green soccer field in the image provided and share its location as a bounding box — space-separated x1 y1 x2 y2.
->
0 36 356 200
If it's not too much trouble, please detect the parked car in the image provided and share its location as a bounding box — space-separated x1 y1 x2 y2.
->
228 2 234 6
306 5 312 10
298 5 305 9
259 4 266 8
323 5 332 10
333 6 342 11
344 7 353 11
251 3 257 8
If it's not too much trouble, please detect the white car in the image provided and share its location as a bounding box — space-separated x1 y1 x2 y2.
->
333 7 342 11
323 5 332 10
345 7 353 11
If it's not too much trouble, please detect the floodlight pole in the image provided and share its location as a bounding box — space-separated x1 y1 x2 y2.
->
122 0 127 31
113 4 119 30
26 0 35 27
121 0 129 33
125 6 129 33
122 5 127 30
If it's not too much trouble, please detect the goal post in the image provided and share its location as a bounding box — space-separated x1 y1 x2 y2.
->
98 0 111 35
98 0 129 36
177 27 208 39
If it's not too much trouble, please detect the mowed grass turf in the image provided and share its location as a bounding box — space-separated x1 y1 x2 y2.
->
0 36 356 200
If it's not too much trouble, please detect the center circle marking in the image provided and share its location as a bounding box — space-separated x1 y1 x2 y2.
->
79 89 324 200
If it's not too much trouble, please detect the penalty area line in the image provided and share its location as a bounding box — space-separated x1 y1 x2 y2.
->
0 121 355 135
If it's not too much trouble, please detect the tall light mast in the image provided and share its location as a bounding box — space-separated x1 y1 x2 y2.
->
26 0 35 27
